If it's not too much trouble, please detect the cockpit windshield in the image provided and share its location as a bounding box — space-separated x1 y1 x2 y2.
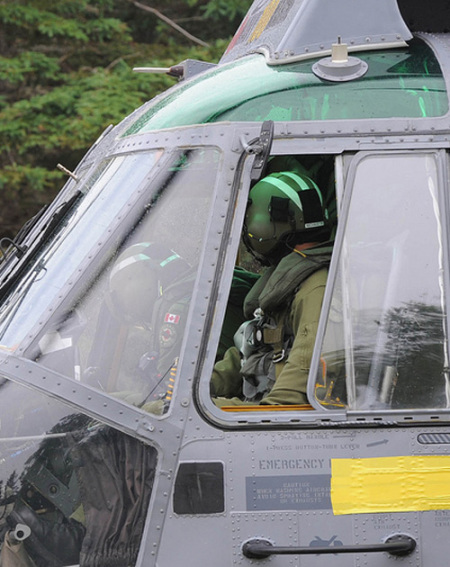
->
0 151 164 349
0 147 220 414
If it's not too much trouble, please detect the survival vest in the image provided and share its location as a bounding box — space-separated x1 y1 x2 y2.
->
234 243 333 401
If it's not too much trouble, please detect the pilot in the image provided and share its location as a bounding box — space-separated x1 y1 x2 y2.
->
104 241 257 413
211 170 334 406
103 241 196 413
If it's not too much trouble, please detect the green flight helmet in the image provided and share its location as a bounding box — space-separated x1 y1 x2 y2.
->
243 171 328 264
107 242 190 326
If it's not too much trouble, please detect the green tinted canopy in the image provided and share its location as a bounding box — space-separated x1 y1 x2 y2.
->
125 39 448 136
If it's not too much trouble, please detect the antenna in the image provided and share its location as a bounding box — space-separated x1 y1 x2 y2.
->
133 60 216 81
331 36 348 63
57 163 79 182
133 66 184 79
312 37 368 82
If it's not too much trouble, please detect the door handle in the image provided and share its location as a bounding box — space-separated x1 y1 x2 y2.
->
242 534 416 559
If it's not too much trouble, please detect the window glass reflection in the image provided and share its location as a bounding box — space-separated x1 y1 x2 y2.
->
0 379 156 566
317 153 449 410
126 39 447 134
24 149 219 414
0 151 163 350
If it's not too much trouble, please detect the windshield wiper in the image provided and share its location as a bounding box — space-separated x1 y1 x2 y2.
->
33 191 82 248
0 191 82 303
0 238 28 260
8 204 50 254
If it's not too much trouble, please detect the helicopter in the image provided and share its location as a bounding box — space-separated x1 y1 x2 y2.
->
0 0 450 564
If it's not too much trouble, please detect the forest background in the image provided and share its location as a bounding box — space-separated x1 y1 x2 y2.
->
0 0 252 237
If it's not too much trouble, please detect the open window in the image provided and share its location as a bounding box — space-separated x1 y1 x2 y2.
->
205 148 450 420
208 153 339 413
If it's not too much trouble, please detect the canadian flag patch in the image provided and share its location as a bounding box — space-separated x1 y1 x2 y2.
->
164 313 180 324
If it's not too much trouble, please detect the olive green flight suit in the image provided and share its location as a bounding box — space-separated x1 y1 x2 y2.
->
212 244 332 406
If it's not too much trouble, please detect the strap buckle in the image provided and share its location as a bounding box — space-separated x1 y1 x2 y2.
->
272 349 286 364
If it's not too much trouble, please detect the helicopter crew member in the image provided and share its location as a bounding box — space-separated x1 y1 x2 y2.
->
105 241 258 413
103 241 196 413
211 171 333 407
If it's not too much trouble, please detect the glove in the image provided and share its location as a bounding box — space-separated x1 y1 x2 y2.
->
7 499 85 567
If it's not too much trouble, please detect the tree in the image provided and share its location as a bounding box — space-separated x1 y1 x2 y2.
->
0 0 252 237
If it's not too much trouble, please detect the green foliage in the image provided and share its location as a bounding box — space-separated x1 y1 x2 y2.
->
188 0 249 22
0 52 61 85
0 4 90 42
0 0 253 237
0 164 63 237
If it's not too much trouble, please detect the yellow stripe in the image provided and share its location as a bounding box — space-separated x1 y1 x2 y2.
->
249 0 281 43
331 456 450 515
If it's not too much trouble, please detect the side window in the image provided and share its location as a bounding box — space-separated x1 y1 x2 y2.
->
0 379 157 567
317 151 449 411
210 154 337 410
173 462 225 514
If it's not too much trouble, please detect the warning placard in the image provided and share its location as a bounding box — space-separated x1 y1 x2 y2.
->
246 474 331 511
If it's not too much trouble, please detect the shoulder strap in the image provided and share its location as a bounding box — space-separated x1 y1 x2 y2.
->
259 246 332 313
243 267 274 319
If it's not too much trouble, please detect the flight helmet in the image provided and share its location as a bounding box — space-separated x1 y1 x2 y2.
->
107 242 190 326
243 171 329 264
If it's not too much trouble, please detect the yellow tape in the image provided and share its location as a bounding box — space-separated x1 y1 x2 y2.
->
331 456 450 515
249 0 281 43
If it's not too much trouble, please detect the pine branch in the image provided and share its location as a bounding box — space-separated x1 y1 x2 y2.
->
128 1 209 47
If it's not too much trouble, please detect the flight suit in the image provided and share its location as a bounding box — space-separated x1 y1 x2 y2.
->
211 244 332 406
